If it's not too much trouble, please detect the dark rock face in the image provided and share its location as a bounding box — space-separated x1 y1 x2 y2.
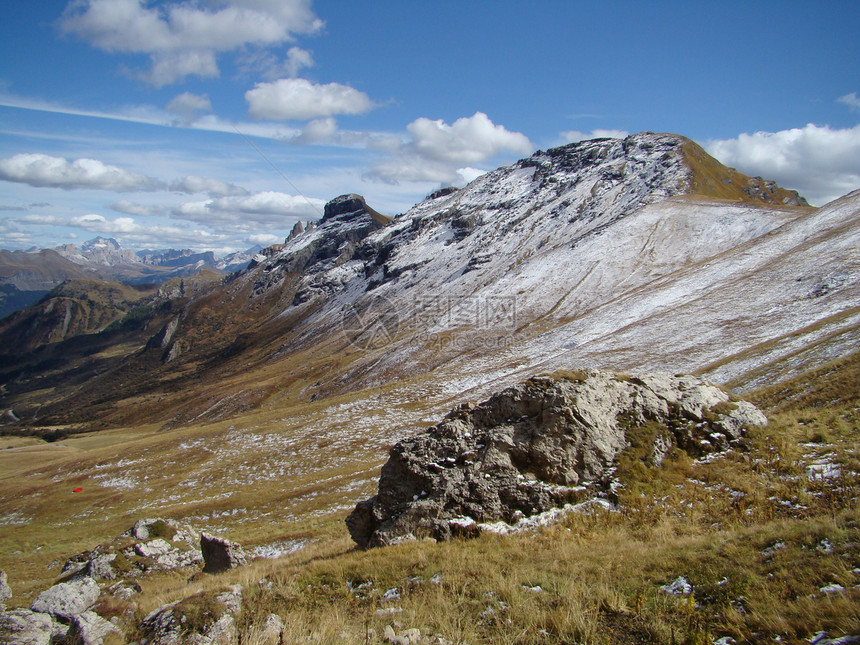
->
201 534 247 574
346 370 767 548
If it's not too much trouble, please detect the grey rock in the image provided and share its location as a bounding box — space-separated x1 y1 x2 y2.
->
30 576 100 620
135 538 173 558
85 553 117 581
0 570 10 607
68 610 122 645
0 609 54 645
201 534 247 574
139 587 242 644
257 613 283 645
347 370 767 547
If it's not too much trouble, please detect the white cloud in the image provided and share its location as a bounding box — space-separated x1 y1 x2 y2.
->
172 191 324 229
17 214 65 225
147 50 219 87
561 129 629 143
837 92 860 111
246 78 375 121
110 200 167 217
0 153 163 191
169 175 249 197
247 232 282 246
59 0 323 85
166 92 213 121
367 112 533 184
706 123 860 206
237 45 314 80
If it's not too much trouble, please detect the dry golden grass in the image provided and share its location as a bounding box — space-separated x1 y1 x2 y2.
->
1 351 858 643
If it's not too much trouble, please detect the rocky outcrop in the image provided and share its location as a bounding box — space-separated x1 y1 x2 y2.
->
201 534 248 574
346 370 767 548
139 586 242 645
62 518 203 584
0 520 253 644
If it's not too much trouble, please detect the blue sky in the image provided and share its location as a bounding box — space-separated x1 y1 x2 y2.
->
1 0 859 253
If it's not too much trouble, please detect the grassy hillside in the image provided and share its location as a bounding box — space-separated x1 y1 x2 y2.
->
1 352 857 643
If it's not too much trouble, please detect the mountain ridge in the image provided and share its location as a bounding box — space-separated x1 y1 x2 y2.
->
0 132 853 434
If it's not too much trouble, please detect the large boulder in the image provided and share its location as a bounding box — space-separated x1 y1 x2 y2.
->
346 370 767 547
0 609 54 645
30 576 100 620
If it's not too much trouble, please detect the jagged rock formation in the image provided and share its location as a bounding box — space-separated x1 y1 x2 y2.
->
347 370 767 548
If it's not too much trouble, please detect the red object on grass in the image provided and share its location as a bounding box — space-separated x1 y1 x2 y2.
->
73 487 83 493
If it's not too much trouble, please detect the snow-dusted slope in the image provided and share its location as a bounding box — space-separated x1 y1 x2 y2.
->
241 132 847 398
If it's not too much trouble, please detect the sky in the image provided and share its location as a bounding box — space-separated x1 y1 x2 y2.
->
1 0 859 254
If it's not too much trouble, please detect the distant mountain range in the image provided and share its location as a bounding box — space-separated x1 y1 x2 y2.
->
0 237 263 319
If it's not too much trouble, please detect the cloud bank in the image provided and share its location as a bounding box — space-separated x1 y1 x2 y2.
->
706 123 860 206
59 0 323 86
367 112 533 184
0 153 163 191
246 78 375 121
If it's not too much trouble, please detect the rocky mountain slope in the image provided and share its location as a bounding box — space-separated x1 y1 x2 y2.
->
2 132 857 431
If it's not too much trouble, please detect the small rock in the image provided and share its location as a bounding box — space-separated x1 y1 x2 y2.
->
201 534 247 574
85 553 117 581
205 613 237 644
0 570 10 607
30 576 100 620
0 608 55 645
257 613 283 645
135 538 173 558
68 610 122 645
659 576 692 595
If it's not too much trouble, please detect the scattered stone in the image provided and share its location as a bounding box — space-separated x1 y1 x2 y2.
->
0 608 55 645
0 570 10 607
347 371 767 547
135 538 173 558
106 580 142 601
201 534 248 574
30 576 100 620
68 610 122 645
660 576 693 595
139 587 243 645
256 613 284 645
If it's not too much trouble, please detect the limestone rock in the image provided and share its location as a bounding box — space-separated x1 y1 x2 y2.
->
30 576 99 620
0 570 10 607
135 538 173 558
68 610 122 645
256 613 284 645
347 370 767 548
139 587 242 645
0 609 55 645
201 534 247 574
